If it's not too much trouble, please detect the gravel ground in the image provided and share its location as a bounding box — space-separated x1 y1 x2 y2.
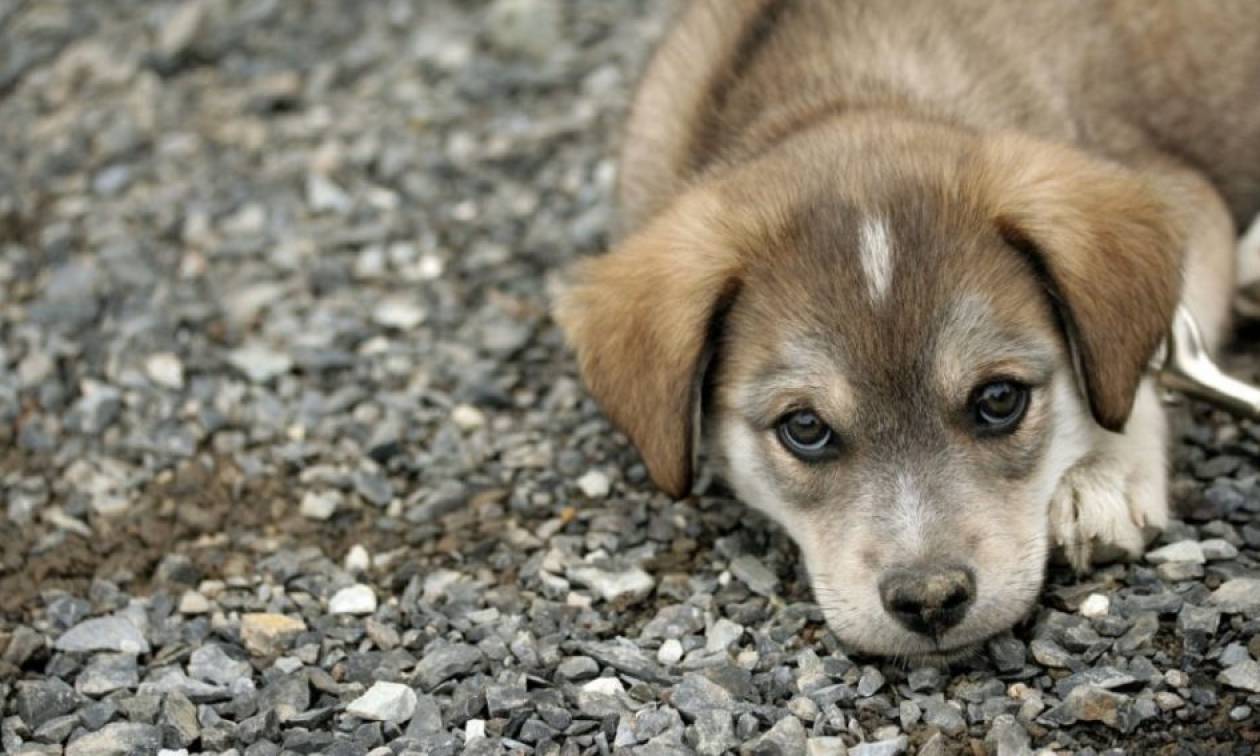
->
2 1 1260 754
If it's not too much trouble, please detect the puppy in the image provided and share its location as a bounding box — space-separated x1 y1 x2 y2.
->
555 0 1260 659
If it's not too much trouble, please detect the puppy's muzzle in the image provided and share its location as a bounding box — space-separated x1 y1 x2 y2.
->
878 565 976 637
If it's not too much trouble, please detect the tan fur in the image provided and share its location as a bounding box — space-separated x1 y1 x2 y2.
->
552 188 740 497
976 134 1184 430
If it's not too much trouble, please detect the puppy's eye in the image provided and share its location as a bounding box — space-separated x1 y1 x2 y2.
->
971 380 1029 434
777 410 837 460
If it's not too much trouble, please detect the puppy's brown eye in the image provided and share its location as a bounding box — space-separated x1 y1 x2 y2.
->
971 380 1029 434
777 410 837 460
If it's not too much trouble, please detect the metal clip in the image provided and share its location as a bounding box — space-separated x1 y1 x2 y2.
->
1155 306 1260 421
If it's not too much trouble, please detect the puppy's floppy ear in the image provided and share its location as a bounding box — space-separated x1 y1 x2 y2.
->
979 135 1183 431
553 189 740 498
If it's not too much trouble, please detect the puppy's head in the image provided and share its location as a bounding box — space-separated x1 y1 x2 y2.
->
555 122 1181 658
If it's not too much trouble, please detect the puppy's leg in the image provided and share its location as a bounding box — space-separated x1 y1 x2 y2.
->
1050 379 1168 571
1051 165 1234 570
1235 213 1260 317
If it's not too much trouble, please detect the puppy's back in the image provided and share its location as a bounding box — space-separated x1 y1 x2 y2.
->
619 0 1260 230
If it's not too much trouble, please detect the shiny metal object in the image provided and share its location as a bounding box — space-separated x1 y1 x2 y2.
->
1155 306 1260 421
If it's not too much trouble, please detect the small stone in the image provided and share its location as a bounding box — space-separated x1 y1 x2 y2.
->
1200 538 1239 561
1145 540 1205 564
747 715 807 754
1231 705 1254 722
568 565 655 603
657 639 683 666
227 344 292 383
345 544 371 572
1220 642 1252 666
987 635 1026 672
485 0 564 59
347 681 418 724
1218 660 1260 693
908 666 942 692
76 653 139 696
806 737 850 756
691 709 737 756
984 714 1030 756
1029 638 1075 668
451 404 486 431
1041 685 1134 731
372 297 426 330
1079 593 1111 618
144 353 185 390
188 644 251 687
299 490 341 520
1209 579 1260 613
329 584 377 615
705 618 744 653
850 737 908 756
922 699 966 736
415 644 482 690
576 470 611 498
161 690 199 747
66 722 162 756
857 666 885 697
240 613 306 657
156 0 207 60
16 679 79 728
729 555 779 596
307 173 352 213
555 656 599 682
177 591 210 615
671 673 735 717
56 616 150 655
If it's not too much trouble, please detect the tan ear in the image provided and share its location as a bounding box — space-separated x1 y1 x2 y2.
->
552 190 740 497
980 136 1184 431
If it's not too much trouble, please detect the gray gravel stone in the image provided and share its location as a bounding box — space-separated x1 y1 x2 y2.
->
850 736 908 756
729 555 779 596
1218 660 1260 693
76 653 140 696
347 682 418 723
55 616 150 655
415 644 483 690
16 678 79 729
66 721 162 756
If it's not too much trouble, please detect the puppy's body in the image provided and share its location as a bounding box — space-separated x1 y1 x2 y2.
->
558 1 1260 658
621 0 1260 231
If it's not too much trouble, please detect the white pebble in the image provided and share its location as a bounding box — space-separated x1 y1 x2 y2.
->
576 470 611 498
145 352 185 390
372 297 426 330
1145 540 1206 565
300 490 341 520
582 677 625 696
178 591 211 615
465 719 487 741
346 681 417 723
451 404 486 430
344 544 371 573
657 638 683 666
329 584 377 615
1079 593 1110 618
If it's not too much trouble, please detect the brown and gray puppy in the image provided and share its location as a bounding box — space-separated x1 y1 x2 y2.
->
555 0 1260 659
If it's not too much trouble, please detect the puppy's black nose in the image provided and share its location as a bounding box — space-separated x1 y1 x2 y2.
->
879 565 975 637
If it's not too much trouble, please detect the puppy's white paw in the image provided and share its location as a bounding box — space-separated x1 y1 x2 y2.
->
1237 213 1260 318
1049 451 1168 573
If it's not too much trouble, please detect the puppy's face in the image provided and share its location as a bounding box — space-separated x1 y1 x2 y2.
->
710 199 1092 657
555 123 1181 659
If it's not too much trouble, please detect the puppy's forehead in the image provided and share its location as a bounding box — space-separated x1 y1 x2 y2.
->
733 189 1059 388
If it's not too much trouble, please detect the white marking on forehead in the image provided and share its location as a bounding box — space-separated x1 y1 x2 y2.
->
858 216 894 303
